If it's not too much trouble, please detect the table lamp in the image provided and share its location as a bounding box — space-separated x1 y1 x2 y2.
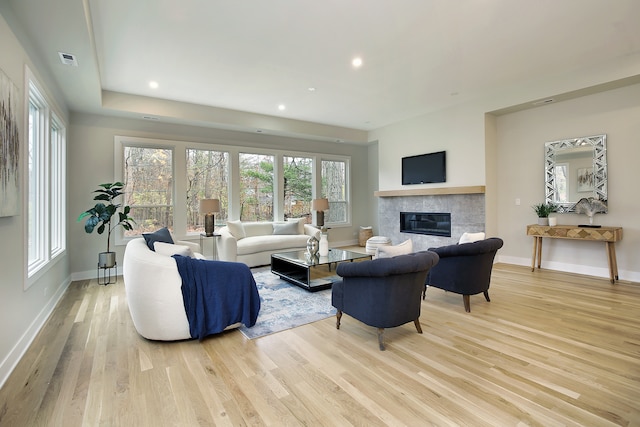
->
312 198 329 228
199 198 220 236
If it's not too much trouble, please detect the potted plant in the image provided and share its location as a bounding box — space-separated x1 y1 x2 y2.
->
531 202 557 226
78 182 135 268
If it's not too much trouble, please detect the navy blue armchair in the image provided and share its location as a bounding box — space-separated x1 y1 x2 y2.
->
422 237 504 312
333 251 440 350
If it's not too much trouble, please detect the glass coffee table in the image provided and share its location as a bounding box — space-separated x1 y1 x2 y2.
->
271 248 372 291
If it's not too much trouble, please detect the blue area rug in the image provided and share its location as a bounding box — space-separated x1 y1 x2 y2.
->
239 268 337 339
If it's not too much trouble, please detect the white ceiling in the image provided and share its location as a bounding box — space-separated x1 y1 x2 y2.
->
5 0 640 143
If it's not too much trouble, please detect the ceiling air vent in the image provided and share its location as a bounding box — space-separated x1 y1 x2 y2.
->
58 52 78 66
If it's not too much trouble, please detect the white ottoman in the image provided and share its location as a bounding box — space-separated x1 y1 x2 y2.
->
365 236 392 255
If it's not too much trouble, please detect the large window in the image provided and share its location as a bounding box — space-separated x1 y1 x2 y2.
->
322 159 348 224
50 115 66 257
27 85 47 274
116 137 350 241
239 153 274 221
283 156 312 221
186 148 229 233
123 146 174 234
26 72 66 282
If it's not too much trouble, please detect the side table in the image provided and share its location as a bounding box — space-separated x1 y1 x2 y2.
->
200 233 221 260
526 224 623 283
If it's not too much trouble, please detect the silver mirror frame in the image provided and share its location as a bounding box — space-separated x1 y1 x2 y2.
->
545 134 607 213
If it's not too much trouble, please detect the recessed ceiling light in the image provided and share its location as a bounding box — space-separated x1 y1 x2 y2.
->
278 104 286 111
149 81 159 89
352 57 363 68
308 87 316 92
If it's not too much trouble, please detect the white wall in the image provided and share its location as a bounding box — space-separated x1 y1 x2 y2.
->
370 103 487 191
369 81 640 282
0 10 71 388
68 113 373 278
495 83 640 282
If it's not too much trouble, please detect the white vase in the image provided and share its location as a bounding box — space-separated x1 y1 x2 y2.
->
537 217 549 226
548 217 557 226
319 233 329 256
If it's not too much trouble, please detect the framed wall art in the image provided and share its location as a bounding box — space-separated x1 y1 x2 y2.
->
0 67 19 217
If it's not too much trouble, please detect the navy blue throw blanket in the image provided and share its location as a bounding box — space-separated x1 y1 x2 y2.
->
172 255 261 340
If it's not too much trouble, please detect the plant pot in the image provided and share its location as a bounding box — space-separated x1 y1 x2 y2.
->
537 217 549 226
98 252 117 268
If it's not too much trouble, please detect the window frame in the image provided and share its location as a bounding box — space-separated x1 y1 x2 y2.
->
115 137 176 244
238 151 275 222
114 136 351 245
320 156 351 226
186 147 230 234
50 113 66 258
25 68 67 287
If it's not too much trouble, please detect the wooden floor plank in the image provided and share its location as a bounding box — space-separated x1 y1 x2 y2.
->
1 263 639 426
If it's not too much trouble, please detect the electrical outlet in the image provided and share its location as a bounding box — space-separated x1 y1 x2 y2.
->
515 198 521 206
44 286 49 297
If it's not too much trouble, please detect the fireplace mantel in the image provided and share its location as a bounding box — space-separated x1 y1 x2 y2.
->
374 185 485 197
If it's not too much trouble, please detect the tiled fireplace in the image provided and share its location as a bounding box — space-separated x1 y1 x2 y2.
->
377 192 485 251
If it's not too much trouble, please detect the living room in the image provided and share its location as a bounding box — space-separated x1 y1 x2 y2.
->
1 1 639 424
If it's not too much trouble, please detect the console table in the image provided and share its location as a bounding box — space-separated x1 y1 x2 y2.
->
526 224 623 283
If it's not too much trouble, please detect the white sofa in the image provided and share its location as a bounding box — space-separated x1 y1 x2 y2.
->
218 218 321 267
123 237 241 340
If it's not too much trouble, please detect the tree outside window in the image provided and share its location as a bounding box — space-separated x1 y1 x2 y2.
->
283 156 312 222
116 137 351 238
186 149 229 232
123 146 173 234
239 153 274 221
321 159 348 224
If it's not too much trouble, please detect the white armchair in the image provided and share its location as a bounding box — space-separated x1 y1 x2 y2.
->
122 237 244 340
122 238 192 340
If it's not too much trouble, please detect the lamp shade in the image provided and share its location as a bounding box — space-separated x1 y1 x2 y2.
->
199 199 220 214
312 198 329 212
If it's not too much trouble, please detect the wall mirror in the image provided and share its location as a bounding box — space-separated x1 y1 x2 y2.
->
544 134 607 213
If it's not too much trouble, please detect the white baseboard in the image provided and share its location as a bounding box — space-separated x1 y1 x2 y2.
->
71 269 98 281
331 238 359 249
71 267 123 282
0 275 72 390
497 255 640 284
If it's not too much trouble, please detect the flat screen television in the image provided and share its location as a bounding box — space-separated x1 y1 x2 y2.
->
401 151 446 185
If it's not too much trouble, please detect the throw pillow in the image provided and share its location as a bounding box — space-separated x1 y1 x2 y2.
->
459 232 485 244
273 221 299 235
142 227 174 251
376 239 413 258
287 217 306 235
226 220 246 240
154 242 193 258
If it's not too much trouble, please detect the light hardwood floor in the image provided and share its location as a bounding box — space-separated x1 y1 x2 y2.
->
1 263 639 426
